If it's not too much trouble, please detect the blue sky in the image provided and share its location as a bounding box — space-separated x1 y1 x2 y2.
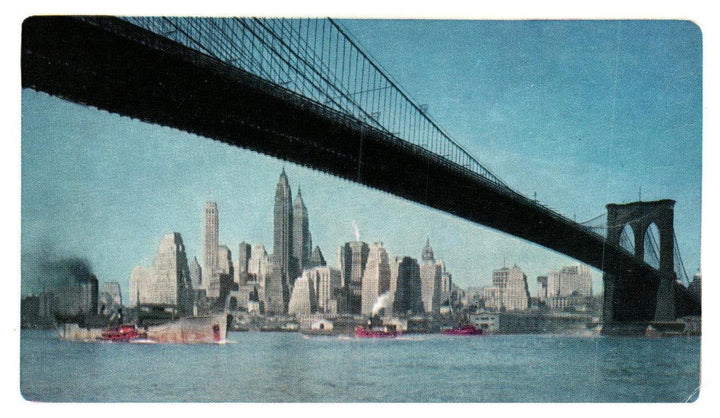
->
21 19 702 299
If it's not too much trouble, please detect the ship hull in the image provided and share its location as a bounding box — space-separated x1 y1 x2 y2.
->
354 325 398 338
56 314 227 344
442 325 484 336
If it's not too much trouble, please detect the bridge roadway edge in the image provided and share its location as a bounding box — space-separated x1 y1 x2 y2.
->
21 16 698 322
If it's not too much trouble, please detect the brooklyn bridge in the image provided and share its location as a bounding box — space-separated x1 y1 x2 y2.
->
21 16 700 324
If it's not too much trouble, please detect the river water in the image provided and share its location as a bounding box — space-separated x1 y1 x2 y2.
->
20 330 700 402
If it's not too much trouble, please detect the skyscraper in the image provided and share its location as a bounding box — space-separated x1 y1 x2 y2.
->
391 256 423 315
361 242 391 316
547 265 593 298
129 233 193 314
248 243 269 282
203 202 219 290
288 276 317 316
438 260 453 305
420 237 442 314
292 188 312 277
263 256 289 314
208 245 233 298
485 265 530 311
502 265 530 311
308 245 327 268
536 275 548 303
100 281 122 314
273 169 295 286
339 241 369 314
236 242 252 285
189 256 202 289
546 265 592 310
304 266 342 313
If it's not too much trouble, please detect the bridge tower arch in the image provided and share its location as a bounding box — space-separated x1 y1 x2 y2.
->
603 200 676 322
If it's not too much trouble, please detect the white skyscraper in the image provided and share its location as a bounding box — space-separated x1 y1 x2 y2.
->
288 276 317 316
361 242 391 316
420 238 442 314
129 233 193 313
203 202 219 289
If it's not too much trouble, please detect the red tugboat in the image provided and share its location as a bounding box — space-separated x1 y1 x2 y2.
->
441 324 484 336
354 325 399 338
355 316 399 338
99 324 148 342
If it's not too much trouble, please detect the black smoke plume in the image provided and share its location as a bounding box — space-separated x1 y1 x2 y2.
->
39 256 94 288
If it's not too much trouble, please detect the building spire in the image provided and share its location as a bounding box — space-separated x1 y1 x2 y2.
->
422 236 434 262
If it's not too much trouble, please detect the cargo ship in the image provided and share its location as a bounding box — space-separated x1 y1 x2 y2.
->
56 314 227 344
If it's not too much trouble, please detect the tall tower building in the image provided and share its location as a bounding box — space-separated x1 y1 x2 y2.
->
391 256 423 315
248 243 269 282
503 265 530 311
263 256 289 314
208 245 233 299
420 237 442 314
361 242 391 316
217 245 233 276
308 246 327 268
437 260 452 305
339 241 370 314
203 202 219 289
235 242 252 285
100 281 122 313
189 256 202 289
304 266 342 313
536 275 548 303
292 188 312 277
130 233 193 314
273 169 294 286
288 276 317 316
486 265 530 311
546 264 592 311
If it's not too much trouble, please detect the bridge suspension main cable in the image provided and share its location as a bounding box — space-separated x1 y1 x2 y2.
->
120 16 511 191
109 16 669 255
644 226 661 269
673 230 691 287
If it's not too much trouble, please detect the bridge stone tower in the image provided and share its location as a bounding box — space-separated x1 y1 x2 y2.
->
603 200 676 322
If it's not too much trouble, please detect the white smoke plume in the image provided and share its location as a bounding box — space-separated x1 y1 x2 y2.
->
352 220 360 242
372 292 391 316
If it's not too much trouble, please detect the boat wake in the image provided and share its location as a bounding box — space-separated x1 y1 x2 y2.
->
129 339 157 344
395 335 427 341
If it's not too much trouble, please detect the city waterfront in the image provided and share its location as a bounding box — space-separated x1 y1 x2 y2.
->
20 18 703 405
20 330 700 402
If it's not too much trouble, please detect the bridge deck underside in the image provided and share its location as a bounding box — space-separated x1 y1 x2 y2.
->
22 17 699 321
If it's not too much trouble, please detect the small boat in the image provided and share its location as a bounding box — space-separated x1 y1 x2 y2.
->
354 324 398 338
100 324 148 341
441 324 484 336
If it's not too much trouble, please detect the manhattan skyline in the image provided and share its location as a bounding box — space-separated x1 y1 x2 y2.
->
21 20 702 300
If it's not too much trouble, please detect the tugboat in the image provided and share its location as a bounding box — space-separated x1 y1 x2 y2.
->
441 324 484 336
441 309 485 336
354 315 398 338
99 324 148 342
